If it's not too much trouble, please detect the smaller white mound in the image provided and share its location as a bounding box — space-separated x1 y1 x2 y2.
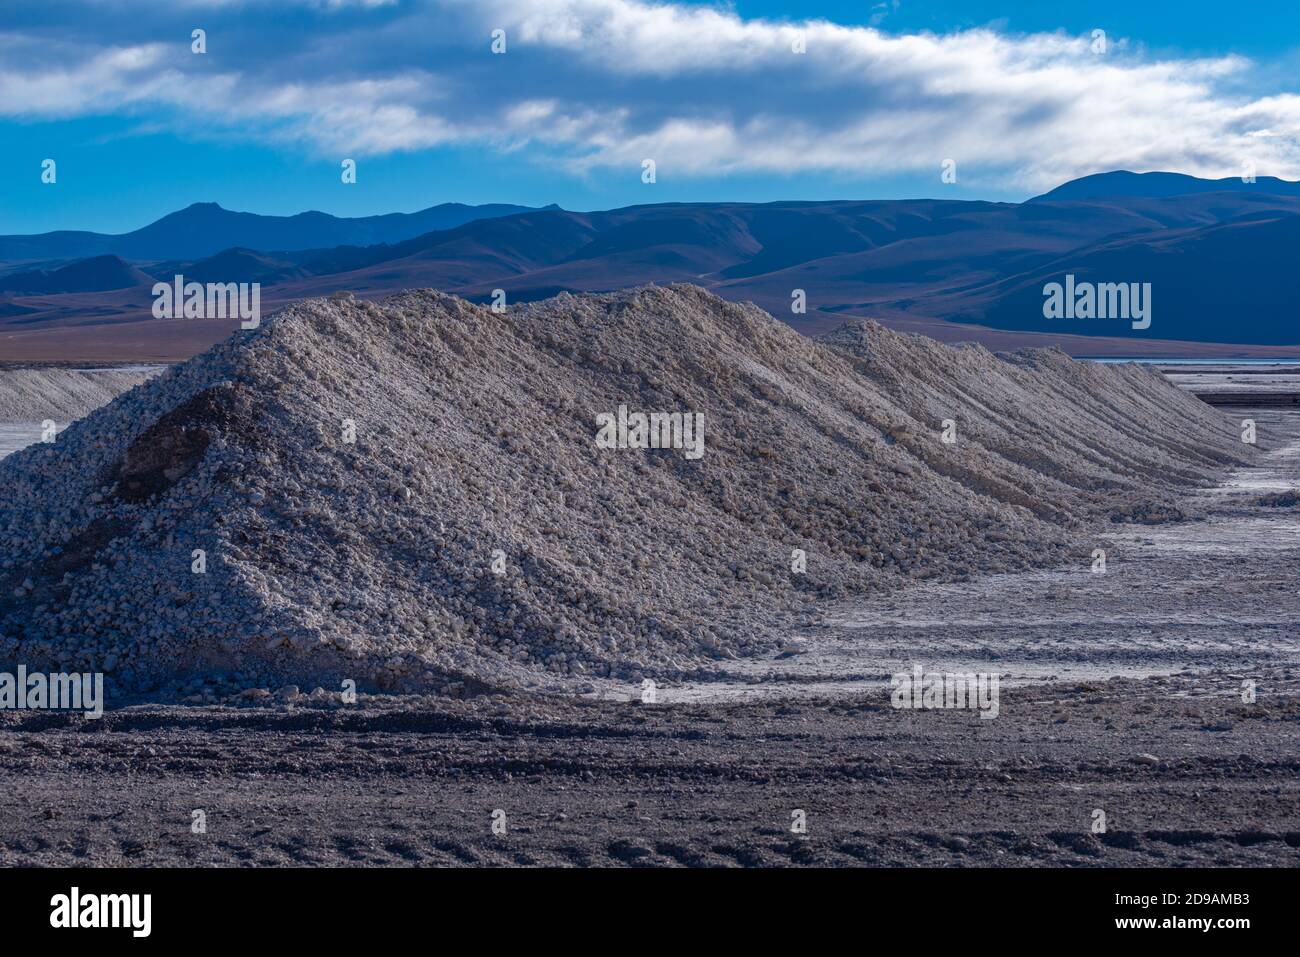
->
0 367 160 424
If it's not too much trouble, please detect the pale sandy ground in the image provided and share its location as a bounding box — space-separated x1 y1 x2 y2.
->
1165 368 1300 394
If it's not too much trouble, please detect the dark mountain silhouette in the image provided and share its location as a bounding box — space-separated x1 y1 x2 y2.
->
287 200 1017 292
929 212 1300 345
146 248 308 285
0 255 152 294
264 187 1300 344
297 209 603 279
3 171 1300 358
1031 170 1300 201
0 301 38 318
0 201 556 262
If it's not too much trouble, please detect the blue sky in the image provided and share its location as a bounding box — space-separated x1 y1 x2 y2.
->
2 0 1298 234
724 1 1300 58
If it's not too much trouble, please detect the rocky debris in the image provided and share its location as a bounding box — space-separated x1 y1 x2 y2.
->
110 383 256 503
4 671 1298 867
1257 490 1299 507
0 285 1249 699
1107 502 1189 525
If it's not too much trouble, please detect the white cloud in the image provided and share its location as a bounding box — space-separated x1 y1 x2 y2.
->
0 40 177 116
1 0 1298 189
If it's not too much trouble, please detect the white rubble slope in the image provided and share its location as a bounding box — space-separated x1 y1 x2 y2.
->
0 285 1248 697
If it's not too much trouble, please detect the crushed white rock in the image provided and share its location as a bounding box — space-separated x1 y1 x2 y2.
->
0 285 1248 698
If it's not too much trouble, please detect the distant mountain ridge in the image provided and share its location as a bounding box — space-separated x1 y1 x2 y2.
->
3 171 1300 355
145 248 308 286
1030 170 1300 201
0 201 558 262
0 255 153 294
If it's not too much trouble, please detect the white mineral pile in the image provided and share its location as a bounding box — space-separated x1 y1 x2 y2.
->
0 286 1248 698
0 367 157 423
817 322 1243 526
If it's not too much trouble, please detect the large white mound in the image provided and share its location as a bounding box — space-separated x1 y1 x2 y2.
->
0 286 1247 697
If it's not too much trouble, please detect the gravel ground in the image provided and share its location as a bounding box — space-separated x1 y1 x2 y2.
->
0 673 1295 867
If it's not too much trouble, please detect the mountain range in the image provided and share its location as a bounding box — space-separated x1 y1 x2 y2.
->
2 171 1298 361
0 201 554 262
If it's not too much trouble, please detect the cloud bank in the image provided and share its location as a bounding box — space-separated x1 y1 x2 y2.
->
2 0 1298 189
